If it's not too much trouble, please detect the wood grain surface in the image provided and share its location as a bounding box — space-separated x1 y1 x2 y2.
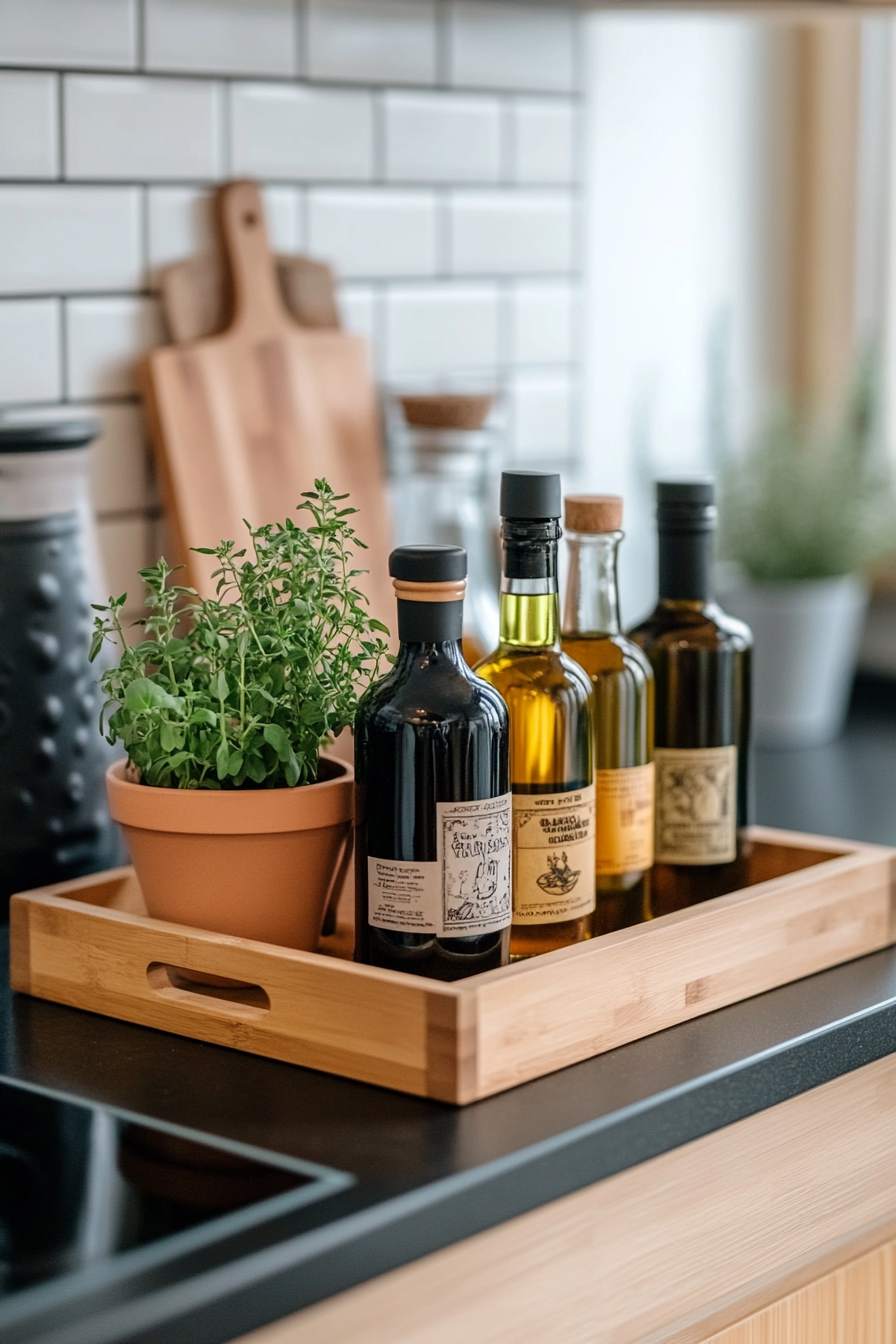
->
700 1237 896 1344
140 179 392 628
8 827 896 1104
230 1053 896 1344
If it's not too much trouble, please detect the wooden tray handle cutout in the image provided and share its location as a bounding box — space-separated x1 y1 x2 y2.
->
147 962 271 1020
214 179 290 337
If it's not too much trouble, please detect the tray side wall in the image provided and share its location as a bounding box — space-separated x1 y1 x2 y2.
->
469 848 896 1100
9 895 465 1101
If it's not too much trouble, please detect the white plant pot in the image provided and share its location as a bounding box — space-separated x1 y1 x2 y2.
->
719 574 869 748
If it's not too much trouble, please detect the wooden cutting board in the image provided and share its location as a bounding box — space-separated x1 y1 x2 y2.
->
159 251 341 344
140 180 392 629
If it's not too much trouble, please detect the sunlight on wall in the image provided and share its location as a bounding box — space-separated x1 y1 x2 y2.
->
581 14 768 622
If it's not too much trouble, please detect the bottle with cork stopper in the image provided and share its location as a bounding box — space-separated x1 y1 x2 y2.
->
561 495 655 931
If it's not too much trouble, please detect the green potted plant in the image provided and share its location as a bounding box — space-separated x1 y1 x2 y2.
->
91 480 389 951
717 365 896 745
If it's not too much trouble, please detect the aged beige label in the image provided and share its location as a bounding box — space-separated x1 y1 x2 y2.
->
595 763 655 875
368 793 512 936
654 746 737 865
512 785 596 925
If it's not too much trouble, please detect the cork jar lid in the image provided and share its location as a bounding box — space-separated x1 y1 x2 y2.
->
399 393 494 431
564 494 623 534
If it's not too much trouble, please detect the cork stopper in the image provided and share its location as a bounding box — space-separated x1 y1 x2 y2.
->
564 495 623 534
399 393 494 431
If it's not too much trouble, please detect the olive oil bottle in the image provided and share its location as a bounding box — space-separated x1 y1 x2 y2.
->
476 472 595 958
561 495 654 934
629 480 752 911
354 545 511 980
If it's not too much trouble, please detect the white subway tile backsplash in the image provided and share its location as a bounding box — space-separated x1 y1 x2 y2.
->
146 187 215 274
307 0 437 86
0 0 137 69
230 83 374 182
66 297 166 399
88 402 150 515
65 76 223 182
384 282 500 379
263 186 305 252
450 191 575 275
449 4 576 93
511 281 575 365
512 100 577 184
308 189 437 279
509 371 575 460
384 92 501 184
0 74 58 178
147 184 304 279
0 0 584 533
0 299 61 403
145 0 298 77
0 187 142 294
339 284 379 346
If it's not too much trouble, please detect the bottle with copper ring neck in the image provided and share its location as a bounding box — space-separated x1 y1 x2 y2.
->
354 544 511 980
561 494 654 934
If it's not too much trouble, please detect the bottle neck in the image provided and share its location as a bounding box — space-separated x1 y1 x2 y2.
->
499 517 560 649
396 599 464 644
657 527 714 604
394 637 466 669
562 531 622 637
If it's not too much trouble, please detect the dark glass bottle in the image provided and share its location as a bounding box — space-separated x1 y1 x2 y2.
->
628 480 752 912
475 472 595 958
354 544 511 980
560 495 654 935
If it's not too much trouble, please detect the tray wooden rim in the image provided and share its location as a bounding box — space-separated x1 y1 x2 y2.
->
10 825 890 997
10 825 896 1105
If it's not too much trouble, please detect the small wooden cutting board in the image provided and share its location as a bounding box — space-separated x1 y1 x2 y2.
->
140 180 392 628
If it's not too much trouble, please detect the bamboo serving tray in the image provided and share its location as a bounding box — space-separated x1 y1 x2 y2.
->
9 826 896 1105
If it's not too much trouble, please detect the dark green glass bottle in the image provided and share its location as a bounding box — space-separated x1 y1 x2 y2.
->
629 480 752 911
354 545 511 980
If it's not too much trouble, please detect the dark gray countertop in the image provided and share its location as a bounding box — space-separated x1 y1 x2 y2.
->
3 676 896 1344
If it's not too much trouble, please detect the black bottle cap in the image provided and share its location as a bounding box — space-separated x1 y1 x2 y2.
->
389 545 467 582
656 479 714 507
656 478 717 533
500 471 561 521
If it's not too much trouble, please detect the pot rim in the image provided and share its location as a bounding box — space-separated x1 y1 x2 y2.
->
106 755 353 836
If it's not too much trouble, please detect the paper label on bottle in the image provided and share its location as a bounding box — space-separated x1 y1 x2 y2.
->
595 763 655 875
654 746 737 865
368 794 512 937
511 785 596 925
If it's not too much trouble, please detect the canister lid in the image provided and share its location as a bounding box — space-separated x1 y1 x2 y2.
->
389 545 467 582
565 494 623 533
0 412 101 453
500 470 561 521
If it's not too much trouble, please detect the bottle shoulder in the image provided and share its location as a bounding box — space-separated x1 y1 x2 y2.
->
356 651 508 729
476 645 593 702
629 601 752 654
561 632 654 684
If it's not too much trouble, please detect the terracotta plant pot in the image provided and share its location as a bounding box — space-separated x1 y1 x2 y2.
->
106 757 353 951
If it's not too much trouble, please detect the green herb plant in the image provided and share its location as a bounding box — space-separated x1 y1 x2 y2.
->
718 358 896 582
90 480 390 789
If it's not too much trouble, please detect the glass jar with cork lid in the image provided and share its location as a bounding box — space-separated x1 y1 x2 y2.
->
388 393 500 667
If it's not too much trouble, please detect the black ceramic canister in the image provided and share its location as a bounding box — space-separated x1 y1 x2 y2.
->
0 415 122 909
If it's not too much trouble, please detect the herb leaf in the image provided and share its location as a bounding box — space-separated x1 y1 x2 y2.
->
90 479 390 789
